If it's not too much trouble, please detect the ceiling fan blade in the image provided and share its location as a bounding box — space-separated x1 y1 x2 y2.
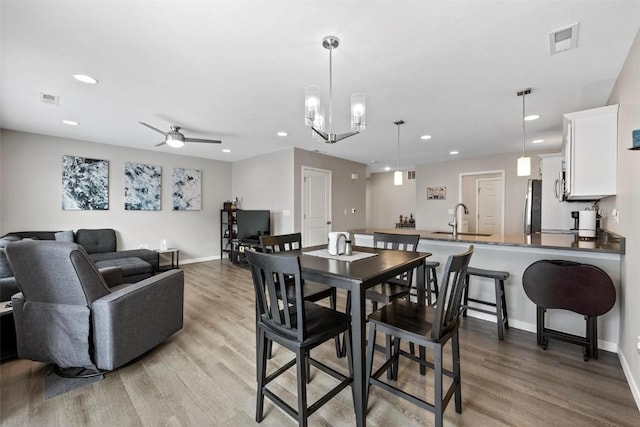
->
155 141 167 147
139 121 167 136
184 137 222 144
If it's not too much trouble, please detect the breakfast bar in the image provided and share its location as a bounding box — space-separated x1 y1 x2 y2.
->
351 228 625 352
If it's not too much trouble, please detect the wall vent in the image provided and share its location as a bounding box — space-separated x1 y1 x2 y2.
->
407 170 416 180
40 93 60 105
549 23 579 55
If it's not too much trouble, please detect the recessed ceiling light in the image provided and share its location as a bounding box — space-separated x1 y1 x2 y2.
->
532 139 545 144
384 166 391 171
524 114 540 121
276 131 288 137
449 151 459 155
420 135 432 140
72 73 99 84
62 120 78 126
222 149 231 153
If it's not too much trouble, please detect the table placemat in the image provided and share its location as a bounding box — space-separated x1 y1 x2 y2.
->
304 249 378 262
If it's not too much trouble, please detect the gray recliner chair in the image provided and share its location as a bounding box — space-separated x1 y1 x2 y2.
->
5 240 184 373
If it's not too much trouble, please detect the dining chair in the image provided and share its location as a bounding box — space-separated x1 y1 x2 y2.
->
365 245 474 427
342 232 420 371
259 233 341 358
246 250 353 426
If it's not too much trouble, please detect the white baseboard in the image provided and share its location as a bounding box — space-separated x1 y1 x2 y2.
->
179 255 219 265
465 311 618 352
618 350 640 411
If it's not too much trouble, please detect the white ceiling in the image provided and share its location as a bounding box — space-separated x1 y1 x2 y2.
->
1 1 639 173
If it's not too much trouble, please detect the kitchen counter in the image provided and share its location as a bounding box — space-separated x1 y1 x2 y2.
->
351 227 624 352
349 228 625 254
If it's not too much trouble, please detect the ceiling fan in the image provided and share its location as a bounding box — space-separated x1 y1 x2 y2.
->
139 122 222 148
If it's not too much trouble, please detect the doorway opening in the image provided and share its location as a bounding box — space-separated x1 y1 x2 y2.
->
459 170 505 235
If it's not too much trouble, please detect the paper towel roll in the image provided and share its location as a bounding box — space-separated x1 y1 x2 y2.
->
578 210 597 238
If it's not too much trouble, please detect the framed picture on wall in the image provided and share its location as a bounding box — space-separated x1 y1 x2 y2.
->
62 155 109 210
172 168 201 210
124 162 162 210
426 186 446 200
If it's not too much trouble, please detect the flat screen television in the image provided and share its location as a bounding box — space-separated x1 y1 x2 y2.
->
236 210 270 244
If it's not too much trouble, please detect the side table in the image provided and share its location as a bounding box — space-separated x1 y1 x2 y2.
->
1 301 17 361
156 248 180 271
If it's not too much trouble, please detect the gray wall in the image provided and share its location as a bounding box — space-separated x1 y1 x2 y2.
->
0 129 231 262
293 148 367 233
366 170 417 228
599 28 640 406
231 148 295 235
414 153 541 235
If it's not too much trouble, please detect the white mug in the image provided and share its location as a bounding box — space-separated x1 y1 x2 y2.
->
160 239 168 250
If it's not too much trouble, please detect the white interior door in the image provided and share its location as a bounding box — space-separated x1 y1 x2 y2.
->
302 167 332 247
476 178 503 234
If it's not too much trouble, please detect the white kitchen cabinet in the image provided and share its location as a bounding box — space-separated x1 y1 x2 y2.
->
562 104 618 200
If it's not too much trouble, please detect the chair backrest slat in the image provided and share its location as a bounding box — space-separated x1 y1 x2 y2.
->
431 246 474 340
373 232 420 285
260 233 302 253
246 250 306 342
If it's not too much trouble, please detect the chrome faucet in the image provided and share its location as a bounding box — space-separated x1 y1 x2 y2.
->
448 203 469 238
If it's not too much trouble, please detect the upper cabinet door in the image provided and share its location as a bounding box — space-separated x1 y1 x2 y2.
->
563 104 618 201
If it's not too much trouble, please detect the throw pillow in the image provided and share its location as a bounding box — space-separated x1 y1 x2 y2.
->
54 230 74 242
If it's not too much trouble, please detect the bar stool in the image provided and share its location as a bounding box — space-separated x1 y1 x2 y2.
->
463 267 510 340
411 260 440 305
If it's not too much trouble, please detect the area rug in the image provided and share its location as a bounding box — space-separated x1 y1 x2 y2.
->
43 364 103 400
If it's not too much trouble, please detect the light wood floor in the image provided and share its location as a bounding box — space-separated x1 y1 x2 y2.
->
1 260 638 426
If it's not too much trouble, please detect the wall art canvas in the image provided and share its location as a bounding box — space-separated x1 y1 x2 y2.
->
62 155 109 210
172 168 201 210
426 186 447 200
124 162 162 211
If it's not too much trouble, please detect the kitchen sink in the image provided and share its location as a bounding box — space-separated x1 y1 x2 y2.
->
432 231 492 237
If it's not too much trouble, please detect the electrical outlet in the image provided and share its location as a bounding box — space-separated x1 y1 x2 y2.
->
611 208 619 224
637 336 640 355
344 209 348 215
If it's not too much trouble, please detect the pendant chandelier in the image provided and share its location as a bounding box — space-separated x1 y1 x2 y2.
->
304 36 366 144
517 88 532 177
394 120 405 186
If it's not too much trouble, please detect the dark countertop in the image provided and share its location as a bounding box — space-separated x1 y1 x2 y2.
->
350 228 625 254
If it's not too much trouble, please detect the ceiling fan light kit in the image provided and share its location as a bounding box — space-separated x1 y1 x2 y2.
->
304 36 366 144
139 122 221 147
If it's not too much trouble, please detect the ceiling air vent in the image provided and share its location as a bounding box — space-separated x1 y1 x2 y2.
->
549 23 579 55
407 170 416 180
40 93 60 105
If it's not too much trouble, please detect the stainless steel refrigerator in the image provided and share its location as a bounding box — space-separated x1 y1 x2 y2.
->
524 179 542 235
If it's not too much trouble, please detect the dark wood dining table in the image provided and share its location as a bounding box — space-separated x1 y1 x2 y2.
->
300 245 432 427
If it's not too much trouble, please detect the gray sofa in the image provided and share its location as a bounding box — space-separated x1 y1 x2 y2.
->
0 229 160 301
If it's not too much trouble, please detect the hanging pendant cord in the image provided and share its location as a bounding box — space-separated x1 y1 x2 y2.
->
397 124 400 170
328 46 333 135
522 92 526 156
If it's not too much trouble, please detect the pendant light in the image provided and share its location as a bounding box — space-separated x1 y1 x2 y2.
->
304 36 366 144
517 88 532 176
394 120 405 186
